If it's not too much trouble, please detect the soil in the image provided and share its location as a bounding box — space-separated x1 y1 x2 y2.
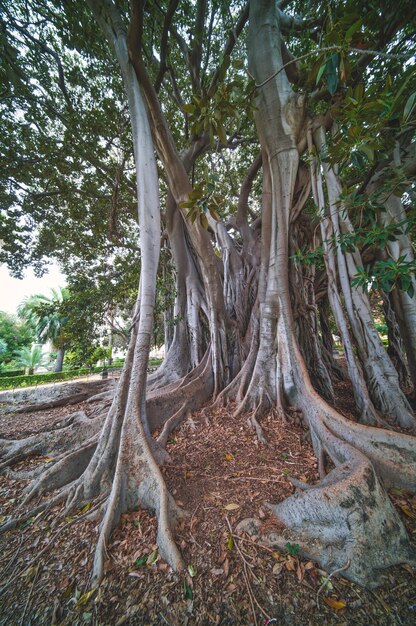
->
0 378 415 625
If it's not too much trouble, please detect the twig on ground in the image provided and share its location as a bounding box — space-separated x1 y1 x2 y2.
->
316 560 351 608
226 516 271 624
0 497 106 597
19 564 39 625
0 536 24 581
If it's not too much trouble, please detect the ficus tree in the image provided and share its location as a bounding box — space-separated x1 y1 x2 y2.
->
1 0 416 589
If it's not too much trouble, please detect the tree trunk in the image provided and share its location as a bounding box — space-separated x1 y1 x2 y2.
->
54 347 65 373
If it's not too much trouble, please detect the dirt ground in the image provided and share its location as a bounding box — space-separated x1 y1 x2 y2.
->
0 380 415 625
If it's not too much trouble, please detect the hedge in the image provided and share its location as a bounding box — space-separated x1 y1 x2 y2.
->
0 369 25 378
0 362 162 391
0 369 93 390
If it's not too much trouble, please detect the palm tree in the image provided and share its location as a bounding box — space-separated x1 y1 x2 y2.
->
18 287 69 372
15 346 43 375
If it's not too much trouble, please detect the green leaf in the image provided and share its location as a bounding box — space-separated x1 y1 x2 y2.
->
403 92 416 122
227 535 234 551
76 589 96 607
326 54 339 95
184 581 193 600
187 564 196 577
315 62 327 85
345 19 362 43
200 213 209 229
358 143 374 162
182 103 196 114
134 555 148 566
217 123 227 145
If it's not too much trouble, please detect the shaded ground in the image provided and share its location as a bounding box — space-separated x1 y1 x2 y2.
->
0 379 415 625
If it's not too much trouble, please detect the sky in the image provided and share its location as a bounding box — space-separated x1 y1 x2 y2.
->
0 263 66 315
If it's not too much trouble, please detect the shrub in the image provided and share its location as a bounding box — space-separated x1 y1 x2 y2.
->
0 369 25 378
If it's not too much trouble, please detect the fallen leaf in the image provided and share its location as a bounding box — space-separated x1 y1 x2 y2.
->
401 564 414 574
305 561 314 570
224 503 240 511
76 590 96 607
284 557 296 571
146 549 159 565
211 568 224 576
128 572 141 578
225 453 233 461
80 502 91 514
21 565 39 579
272 562 284 575
323 597 347 610
399 504 416 519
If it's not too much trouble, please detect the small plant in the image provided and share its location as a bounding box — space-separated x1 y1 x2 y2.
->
319 575 334 591
285 542 300 556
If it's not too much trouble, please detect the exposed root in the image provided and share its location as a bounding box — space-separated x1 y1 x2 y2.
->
157 403 189 448
22 439 97 504
13 392 93 414
266 440 415 587
9 381 111 414
146 351 213 431
262 374 416 587
87 390 115 404
0 489 70 536
0 413 104 471
247 414 268 444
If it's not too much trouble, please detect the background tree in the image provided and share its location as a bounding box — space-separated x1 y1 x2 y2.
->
0 310 34 368
14 345 43 375
18 287 69 372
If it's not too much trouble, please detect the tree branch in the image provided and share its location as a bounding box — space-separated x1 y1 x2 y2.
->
153 0 180 93
207 2 249 99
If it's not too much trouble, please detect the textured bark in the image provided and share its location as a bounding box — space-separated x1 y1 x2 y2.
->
53 347 65 373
